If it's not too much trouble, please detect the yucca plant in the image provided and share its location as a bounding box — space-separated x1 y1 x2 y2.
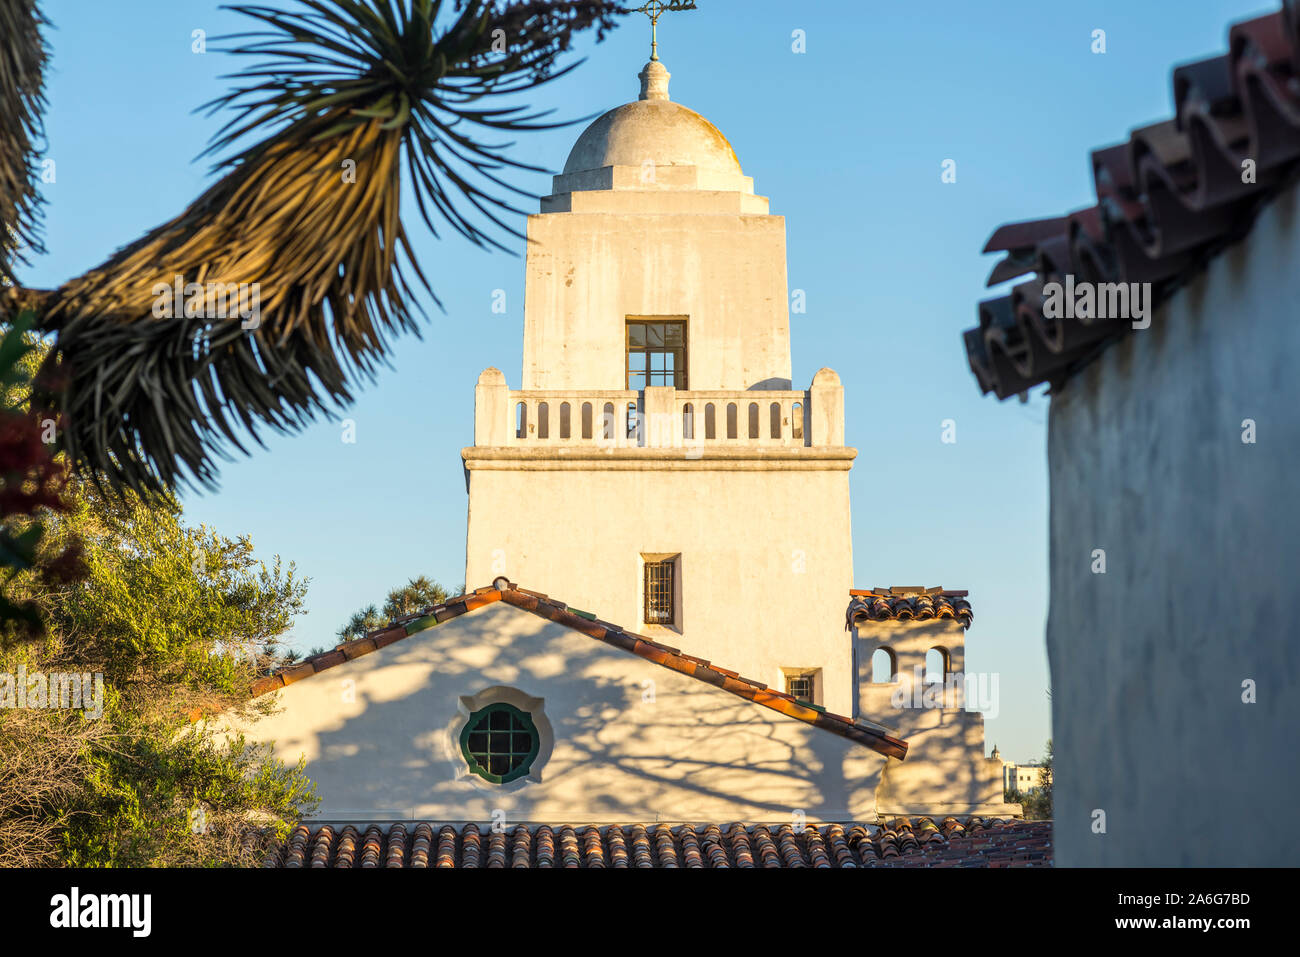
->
3 0 624 497
0 0 49 289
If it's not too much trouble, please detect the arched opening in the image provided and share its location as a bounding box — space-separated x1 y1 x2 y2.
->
770 402 782 439
559 402 571 439
682 402 694 440
581 402 593 440
792 401 803 440
726 402 738 439
536 401 549 439
925 647 949 682
627 402 639 441
871 648 897 683
602 402 615 441
515 401 528 439
705 403 716 440
747 402 759 439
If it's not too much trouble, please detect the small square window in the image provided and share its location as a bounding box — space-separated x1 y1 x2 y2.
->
786 674 815 703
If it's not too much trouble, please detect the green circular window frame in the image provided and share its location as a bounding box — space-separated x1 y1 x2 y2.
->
459 702 541 785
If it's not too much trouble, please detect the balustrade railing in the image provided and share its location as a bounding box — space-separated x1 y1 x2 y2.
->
505 389 810 448
472 371 845 450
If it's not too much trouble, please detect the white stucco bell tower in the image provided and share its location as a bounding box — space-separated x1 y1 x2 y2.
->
464 61 858 715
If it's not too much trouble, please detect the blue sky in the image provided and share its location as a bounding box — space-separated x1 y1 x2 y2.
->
27 0 1274 763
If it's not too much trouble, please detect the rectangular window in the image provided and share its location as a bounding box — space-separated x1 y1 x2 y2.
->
626 317 687 390
785 673 816 703
643 559 675 625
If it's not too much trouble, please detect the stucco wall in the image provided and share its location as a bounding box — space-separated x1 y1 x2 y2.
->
853 619 1007 814
1046 183 1300 866
227 602 886 824
522 208 792 391
463 459 857 715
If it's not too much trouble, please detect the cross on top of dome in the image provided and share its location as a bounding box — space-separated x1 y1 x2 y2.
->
631 0 698 62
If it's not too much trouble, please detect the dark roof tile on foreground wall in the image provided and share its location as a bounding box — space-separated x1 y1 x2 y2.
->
248 580 909 760
846 587 974 629
262 817 1051 868
964 4 1300 399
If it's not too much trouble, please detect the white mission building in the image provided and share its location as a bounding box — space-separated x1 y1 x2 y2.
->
233 58 1014 828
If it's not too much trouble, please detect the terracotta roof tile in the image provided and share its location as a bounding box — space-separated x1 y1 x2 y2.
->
260 817 1051 868
846 588 974 628
964 6 1300 399
249 578 909 760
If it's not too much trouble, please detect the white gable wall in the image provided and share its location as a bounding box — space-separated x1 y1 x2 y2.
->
226 602 886 824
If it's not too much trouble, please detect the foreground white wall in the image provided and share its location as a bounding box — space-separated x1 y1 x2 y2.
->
1046 184 1300 866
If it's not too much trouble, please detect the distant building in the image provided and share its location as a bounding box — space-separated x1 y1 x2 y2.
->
1003 763 1051 796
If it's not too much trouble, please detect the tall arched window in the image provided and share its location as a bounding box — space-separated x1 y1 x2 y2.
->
871 648 896 683
925 647 948 682
559 402 571 439
770 402 782 439
536 401 549 439
515 401 528 439
682 402 695 440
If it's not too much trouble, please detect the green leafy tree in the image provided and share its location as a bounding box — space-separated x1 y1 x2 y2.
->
0 312 84 638
1035 738 1054 819
337 604 385 643
1004 739 1054 821
336 575 453 642
0 483 318 866
383 575 450 619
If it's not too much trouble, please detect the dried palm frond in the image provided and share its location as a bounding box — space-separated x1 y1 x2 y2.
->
0 0 50 284
33 0 622 496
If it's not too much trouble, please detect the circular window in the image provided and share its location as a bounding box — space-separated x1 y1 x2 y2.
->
459 703 540 784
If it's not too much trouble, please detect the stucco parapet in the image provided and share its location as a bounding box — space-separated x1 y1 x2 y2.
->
461 446 858 471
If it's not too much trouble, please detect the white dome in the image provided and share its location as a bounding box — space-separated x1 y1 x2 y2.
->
562 60 742 176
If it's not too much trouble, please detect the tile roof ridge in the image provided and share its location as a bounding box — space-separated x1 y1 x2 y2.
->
845 589 975 630
246 586 502 699
259 816 1051 867
243 578 908 760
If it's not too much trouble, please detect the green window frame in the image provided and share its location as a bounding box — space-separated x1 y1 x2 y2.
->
459 703 540 784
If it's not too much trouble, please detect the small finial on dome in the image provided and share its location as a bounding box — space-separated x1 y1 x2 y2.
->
638 59 670 101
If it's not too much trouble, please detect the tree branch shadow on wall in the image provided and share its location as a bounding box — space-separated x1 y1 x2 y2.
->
285 609 883 822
